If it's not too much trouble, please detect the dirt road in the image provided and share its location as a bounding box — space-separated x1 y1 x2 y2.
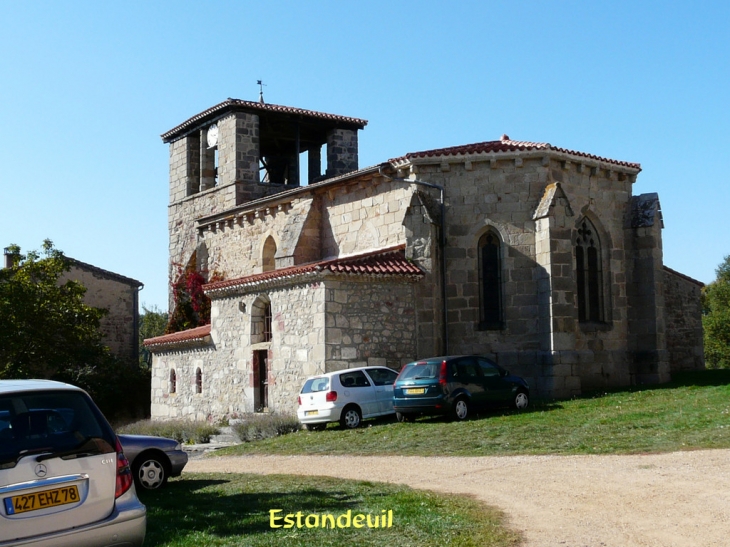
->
184 449 730 547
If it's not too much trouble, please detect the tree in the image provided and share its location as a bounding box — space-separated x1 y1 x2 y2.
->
0 240 109 379
139 304 168 367
702 255 730 369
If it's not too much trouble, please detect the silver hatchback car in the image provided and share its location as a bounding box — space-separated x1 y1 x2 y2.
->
297 366 399 429
0 379 146 547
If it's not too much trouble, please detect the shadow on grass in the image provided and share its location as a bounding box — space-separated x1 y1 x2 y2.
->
665 369 730 387
138 478 379 546
549 368 730 405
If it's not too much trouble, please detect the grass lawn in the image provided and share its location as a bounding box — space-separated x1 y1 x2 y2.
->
135 370 729 546
215 369 730 457
138 474 521 547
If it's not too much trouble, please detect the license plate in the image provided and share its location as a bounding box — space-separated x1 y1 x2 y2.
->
305 410 319 416
405 388 426 395
4 485 80 515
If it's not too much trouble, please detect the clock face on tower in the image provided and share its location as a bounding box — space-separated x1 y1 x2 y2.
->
206 124 219 148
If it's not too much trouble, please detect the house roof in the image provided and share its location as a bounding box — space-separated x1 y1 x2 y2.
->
204 245 423 296
663 266 705 287
144 324 211 350
68 258 143 288
390 135 641 171
162 98 368 143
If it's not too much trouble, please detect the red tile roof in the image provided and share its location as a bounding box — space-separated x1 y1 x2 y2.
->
144 324 211 349
391 135 641 170
204 245 423 294
162 99 368 142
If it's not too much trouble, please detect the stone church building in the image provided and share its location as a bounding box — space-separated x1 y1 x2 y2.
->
145 98 704 421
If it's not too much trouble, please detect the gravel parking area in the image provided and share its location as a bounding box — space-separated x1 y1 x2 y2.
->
185 449 730 547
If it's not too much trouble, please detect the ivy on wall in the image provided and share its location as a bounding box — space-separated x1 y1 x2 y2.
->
166 254 223 334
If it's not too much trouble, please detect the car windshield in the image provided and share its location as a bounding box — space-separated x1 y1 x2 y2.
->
398 362 441 380
0 390 115 468
301 377 330 393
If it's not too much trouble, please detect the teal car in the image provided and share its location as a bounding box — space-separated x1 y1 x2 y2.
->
393 355 529 421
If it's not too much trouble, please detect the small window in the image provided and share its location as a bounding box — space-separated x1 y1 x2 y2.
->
170 369 177 394
195 368 202 394
262 236 277 272
263 302 272 342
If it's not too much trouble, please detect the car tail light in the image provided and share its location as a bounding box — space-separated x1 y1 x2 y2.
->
297 395 302 405
439 360 448 387
326 390 338 402
115 437 133 499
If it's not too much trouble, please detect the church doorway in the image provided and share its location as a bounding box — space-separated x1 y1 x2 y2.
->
254 350 269 411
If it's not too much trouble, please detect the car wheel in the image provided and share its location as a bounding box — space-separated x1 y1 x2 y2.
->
133 454 169 490
305 423 326 431
451 397 469 421
512 390 529 410
396 412 414 423
340 405 362 429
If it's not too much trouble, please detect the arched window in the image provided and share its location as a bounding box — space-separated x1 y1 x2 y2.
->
262 236 276 272
478 230 503 329
170 369 177 394
575 217 603 322
251 296 273 344
195 368 202 394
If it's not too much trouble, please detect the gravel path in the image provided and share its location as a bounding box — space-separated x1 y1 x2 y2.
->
184 449 730 547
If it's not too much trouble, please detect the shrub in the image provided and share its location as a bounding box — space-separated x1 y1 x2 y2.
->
232 413 301 442
118 419 219 444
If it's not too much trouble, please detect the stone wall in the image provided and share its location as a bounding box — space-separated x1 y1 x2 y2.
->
150 273 424 421
324 278 418 372
663 267 705 372
151 282 325 420
405 155 639 397
62 265 140 361
194 179 416 282
322 180 412 258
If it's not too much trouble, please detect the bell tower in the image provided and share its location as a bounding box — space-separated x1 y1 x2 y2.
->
161 98 368 303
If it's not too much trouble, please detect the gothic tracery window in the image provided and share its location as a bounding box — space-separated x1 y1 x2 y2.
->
575 218 603 322
478 230 503 329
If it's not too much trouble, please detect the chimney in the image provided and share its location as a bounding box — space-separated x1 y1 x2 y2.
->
4 247 19 269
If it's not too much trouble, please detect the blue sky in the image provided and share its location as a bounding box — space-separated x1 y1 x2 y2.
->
2 1 728 312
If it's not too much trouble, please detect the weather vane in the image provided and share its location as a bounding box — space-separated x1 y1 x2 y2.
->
257 80 267 104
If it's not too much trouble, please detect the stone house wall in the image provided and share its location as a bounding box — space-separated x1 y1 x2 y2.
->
150 274 421 420
663 267 705 372
62 264 140 361
151 282 325 420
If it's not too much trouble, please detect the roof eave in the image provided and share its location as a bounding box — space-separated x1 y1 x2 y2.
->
161 99 368 143
392 148 641 174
